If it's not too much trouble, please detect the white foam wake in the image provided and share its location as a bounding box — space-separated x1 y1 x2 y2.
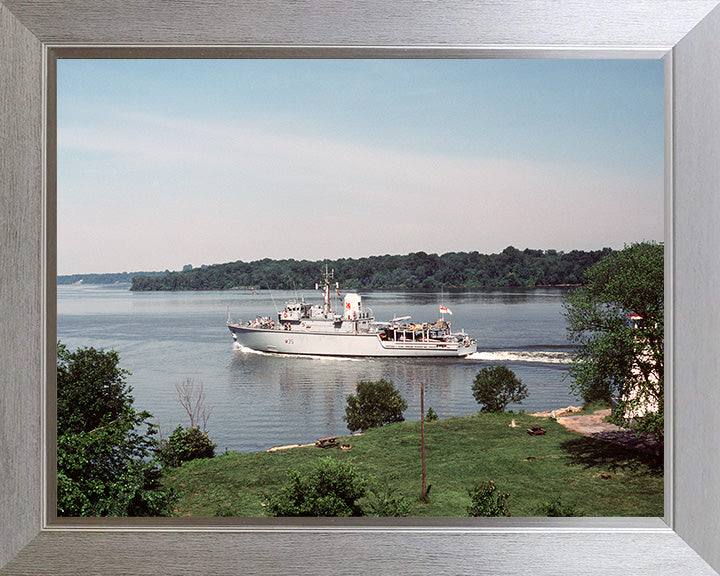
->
233 343 360 361
466 350 571 364
234 342 569 364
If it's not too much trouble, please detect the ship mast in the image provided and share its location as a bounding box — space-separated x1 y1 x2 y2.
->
322 264 333 317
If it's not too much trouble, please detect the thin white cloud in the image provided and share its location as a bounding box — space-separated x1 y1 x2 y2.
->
57 111 662 274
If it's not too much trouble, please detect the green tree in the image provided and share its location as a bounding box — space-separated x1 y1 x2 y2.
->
265 457 367 517
344 379 408 433
56 342 174 516
57 343 132 433
471 366 528 412
562 241 664 440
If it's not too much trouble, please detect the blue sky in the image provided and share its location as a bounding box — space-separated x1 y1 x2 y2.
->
57 59 664 275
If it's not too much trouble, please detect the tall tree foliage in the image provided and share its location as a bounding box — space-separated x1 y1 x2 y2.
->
562 242 664 440
56 342 174 516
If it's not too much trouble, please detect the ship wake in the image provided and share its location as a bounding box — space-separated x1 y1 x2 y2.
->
466 350 571 364
233 343 361 361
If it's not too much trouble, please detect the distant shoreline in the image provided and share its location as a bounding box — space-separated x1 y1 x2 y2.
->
56 271 165 285
58 248 612 292
58 280 582 290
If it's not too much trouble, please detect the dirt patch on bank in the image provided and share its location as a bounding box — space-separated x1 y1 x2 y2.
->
534 408 662 456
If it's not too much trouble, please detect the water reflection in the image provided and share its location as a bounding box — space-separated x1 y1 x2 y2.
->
362 287 570 307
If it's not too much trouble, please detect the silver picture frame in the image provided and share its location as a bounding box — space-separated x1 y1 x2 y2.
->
2 1 720 574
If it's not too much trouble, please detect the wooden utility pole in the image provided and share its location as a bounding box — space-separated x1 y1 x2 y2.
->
421 381 426 498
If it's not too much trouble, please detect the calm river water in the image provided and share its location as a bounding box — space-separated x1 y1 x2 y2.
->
57 284 580 453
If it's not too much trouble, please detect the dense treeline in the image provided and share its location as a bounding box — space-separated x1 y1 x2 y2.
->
130 247 613 291
58 271 167 285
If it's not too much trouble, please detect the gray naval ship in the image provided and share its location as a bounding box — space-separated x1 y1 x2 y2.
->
227 269 477 357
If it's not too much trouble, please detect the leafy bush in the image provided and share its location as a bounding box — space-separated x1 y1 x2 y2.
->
56 342 175 516
471 366 528 412
57 417 173 516
156 425 216 468
265 457 367 517
344 379 408 432
539 498 584 517
363 485 413 517
467 481 511 517
425 407 439 422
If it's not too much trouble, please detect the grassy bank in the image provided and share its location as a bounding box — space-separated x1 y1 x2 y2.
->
161 411 663 517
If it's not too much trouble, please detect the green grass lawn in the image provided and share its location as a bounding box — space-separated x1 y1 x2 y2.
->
160 411 663 517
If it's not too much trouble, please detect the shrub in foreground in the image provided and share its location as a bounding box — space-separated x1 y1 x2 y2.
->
364 484 413 517
467 481 511 517
265 457 367 517
539 498 584 517
156 425 216 468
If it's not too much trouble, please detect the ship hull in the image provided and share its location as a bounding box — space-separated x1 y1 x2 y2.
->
227 324 476 357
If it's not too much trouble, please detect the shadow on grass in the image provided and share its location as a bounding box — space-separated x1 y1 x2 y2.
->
559 436 663 476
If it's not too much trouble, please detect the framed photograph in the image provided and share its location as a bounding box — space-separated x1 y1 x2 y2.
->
2 1 720 574
51 56 666 520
